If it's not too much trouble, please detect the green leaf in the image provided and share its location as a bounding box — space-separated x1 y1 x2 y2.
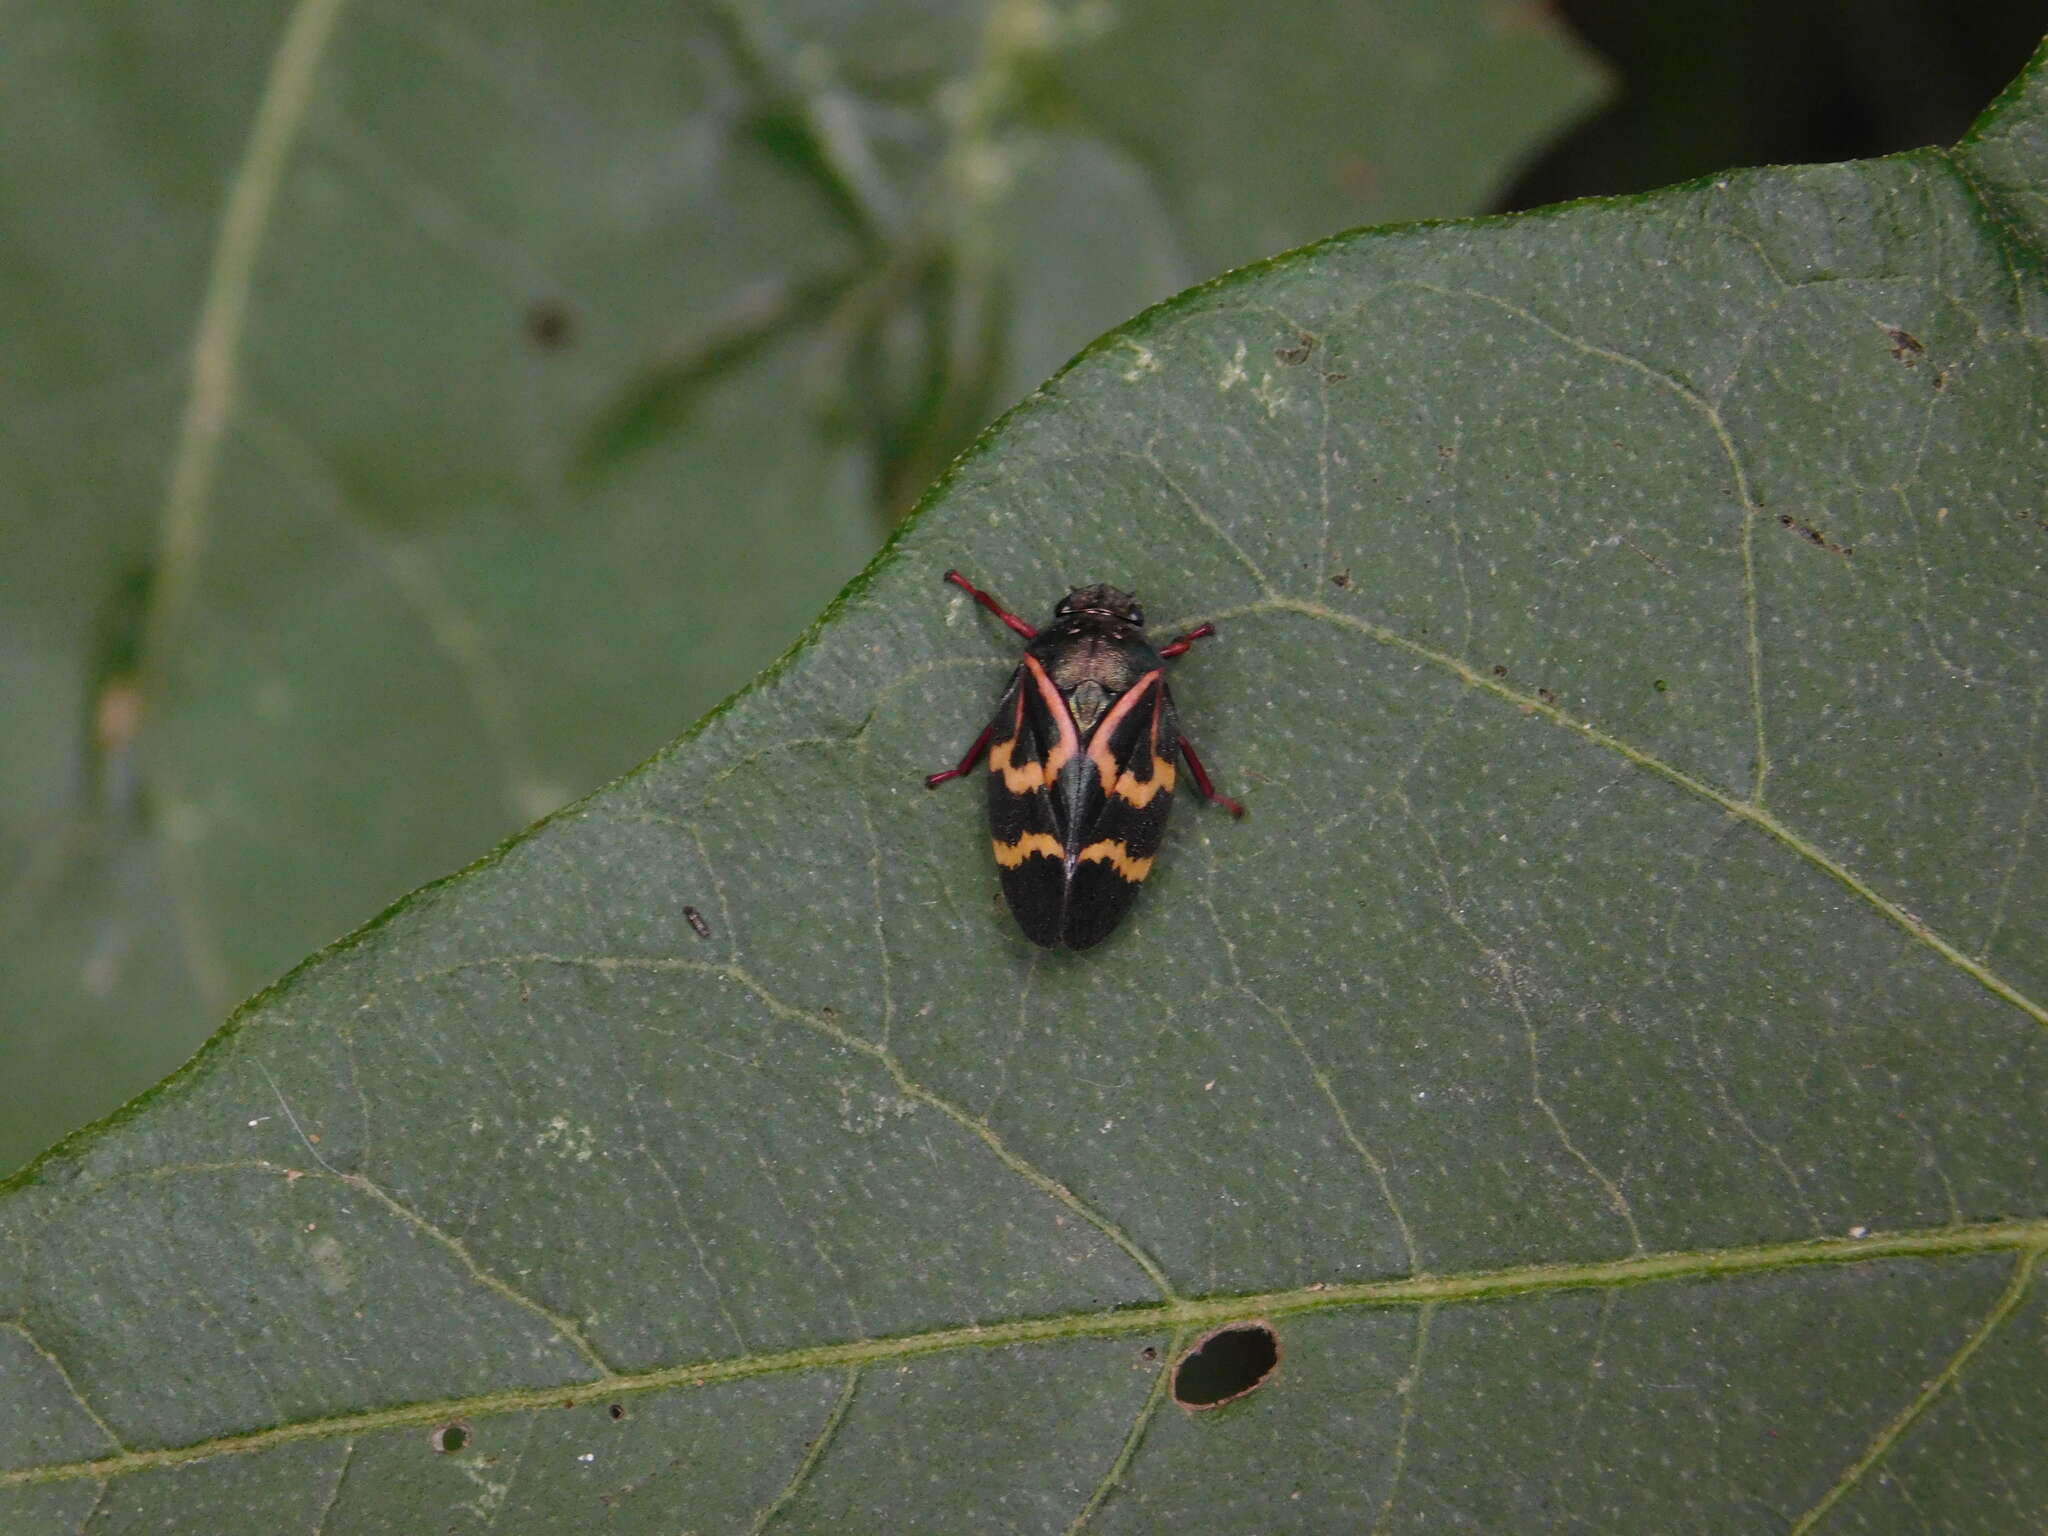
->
8 35 2048 1536
0 1 1602 1174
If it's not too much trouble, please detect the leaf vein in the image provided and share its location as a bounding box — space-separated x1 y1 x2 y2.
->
1370 1303 1434 1536
309 1439 354 1536
345 1170 618 1381
386 953 1180 1300
747 1368 859 1535
1257 595 2048 1028
1 1220 2036 1493
0 1319 127 1457
1140 439 1275 597
1787 1247 2041 1534
1405 280 1774 802
138 0 351 1017
1063 1337 1174 1535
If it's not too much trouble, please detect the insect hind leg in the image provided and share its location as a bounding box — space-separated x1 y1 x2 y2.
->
925 719 995 789
1178 737 1244 816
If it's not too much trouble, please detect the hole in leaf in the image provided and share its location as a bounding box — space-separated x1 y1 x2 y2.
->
1172 1322 1280 1409
1140 1345 1158 1362
608 1403 626 1421
429 1420 471 1454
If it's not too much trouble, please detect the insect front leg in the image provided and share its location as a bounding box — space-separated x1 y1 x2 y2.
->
945 570 1037 639
924 719 995 789
1178 737 1244 817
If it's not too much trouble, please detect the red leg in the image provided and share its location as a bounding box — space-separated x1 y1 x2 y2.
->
1178 737 1244 816
925 719 995 789
1158 621 1216 659
946 570 1036 640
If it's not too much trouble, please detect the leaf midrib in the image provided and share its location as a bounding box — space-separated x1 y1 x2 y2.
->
5 1220 2040 1491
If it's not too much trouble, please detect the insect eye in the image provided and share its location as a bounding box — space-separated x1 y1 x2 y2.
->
1130 607 1144 626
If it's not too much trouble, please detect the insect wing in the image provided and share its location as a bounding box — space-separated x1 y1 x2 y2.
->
985 658 1078 948
1062 670 1179 950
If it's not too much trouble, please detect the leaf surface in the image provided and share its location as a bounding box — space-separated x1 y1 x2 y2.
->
5 35 2048 1536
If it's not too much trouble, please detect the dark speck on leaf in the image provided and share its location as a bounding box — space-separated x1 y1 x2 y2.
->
525 299 577 349
1777 512 1852 557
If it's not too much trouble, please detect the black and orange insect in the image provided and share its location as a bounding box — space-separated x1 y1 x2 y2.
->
925 571 1243 949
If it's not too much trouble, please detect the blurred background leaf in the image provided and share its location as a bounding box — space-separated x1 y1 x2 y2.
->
0 0 1605 1171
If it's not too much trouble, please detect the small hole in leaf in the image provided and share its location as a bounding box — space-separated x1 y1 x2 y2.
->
429 1420 471 1454
608 1403 626 1421
1173 1323 1280 1409
1140 1346 1158 1362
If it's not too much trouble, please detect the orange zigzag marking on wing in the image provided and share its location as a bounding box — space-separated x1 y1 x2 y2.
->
993 832 1064 867
989 657 1077 792
1087 671 1164 800
1111 755 1175 807
1078 839 1154 882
